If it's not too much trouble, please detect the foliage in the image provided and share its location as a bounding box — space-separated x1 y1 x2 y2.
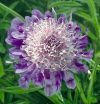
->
0 0 100 104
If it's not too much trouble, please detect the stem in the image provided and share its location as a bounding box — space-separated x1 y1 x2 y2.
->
59 92 65 104
0 57 5 77
68 90 72 101
74 88 78 104
87 65 97 104
75 75 88 104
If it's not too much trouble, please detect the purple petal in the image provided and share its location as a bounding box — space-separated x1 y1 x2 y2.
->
44 80 53 96
15 60 35 73
15 63 27 73
58 14 66 24
44 69 50 79
54 70 63 80
32 9 43 19
11 31 25 39
49 71 62 92
78 35 88 48
19 76 29 88
25 16 32 24
32 71 44 86
73 60 88 72
67 78 76 89
44 11 53 18
9 53 19 60
9 47 25 56
60 71 65 80
37 72 44 82
5 36 23 47
15 58 28 69
64 71 76 89
53 79 61 92
79 50 93 60
32 15 39 23
11 18 24 32
67 22 74 30
74 26 81 33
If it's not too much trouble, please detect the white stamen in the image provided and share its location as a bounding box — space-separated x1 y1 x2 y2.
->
21 18 77 71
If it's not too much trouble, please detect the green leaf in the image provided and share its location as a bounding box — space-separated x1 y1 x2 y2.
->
88 31 98 40
38 91 64 104
74 75 88 104
9 101 30 104
95 52 100 58
0 43 6 53
89 96 97 103
87 64 97 104
2 1 19 22
49 93 64 104
0 2 24 21
0 58 5 77
76 0 87 3
0 85 42 94
74 11 92 22
48 1 81 9
87 0 100 38
74 88 78 104
0 21 9 29
97 65 100 71
57 7 80 14
0 91 4 103
79 23 97 40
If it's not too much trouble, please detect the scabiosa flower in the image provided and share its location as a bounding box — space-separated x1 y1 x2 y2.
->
6 9 93 96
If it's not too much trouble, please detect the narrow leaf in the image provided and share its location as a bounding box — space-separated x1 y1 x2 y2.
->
0 85 41 94
0 43 6 53
74 75 88 104
48 1 81 9
57 7 80 14
87 0 100 38
2 1 19 22
0 2 24 21
0 91 4 103
74 11 92 22
0 58 5 77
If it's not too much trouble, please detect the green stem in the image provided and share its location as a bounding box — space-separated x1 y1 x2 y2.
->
87 66 97 104
58 92 65 104
0 2 24 21
75 75 88 104
0 57 5 77
67 90 72 102
74 88 78 104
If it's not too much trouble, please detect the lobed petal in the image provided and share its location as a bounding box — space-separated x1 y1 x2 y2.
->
44 11 53 18
73 60 88 72
64 71 76 89
5 36 23 47
32 9 44 19
58 14 66 24
19 76 29 88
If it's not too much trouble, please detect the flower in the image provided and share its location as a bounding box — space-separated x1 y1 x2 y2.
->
6 9 93 96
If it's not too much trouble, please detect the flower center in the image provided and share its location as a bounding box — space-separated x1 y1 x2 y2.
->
21 18 75 71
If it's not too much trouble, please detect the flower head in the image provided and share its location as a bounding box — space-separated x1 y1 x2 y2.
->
6 9 93 96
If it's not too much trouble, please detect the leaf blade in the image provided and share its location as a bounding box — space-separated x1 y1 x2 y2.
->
0 2 24 21
48 1 81 9
0 85 42 94
0 58 5 77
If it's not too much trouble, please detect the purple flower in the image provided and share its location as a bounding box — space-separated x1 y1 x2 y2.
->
6 9 93 96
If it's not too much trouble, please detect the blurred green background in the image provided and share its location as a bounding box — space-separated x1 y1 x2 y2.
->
0 0 100 104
